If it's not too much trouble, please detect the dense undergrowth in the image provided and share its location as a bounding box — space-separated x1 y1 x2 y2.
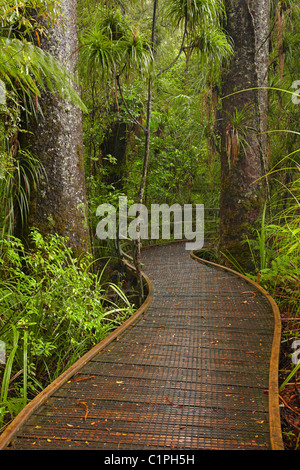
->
0 229 135 430
226 177 300 449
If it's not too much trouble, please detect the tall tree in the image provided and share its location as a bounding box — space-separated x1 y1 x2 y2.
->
218 0 270 268
22 0 91 256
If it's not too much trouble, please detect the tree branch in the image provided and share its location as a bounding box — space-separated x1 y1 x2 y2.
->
154 11 188 81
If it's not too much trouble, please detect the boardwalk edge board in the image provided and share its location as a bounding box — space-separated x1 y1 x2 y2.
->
0 262 154 451
190 251 284 451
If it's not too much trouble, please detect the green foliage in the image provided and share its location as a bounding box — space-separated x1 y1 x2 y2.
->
79 7 152 81
0 36 87 111
121 30 153 73
267 1 300 200
190 27 233 65
0 230 133 426
243 175 299 398
225 105 255 156
0 147 47 236
241 172 299 297
0 0 299 448
80 27 118 76
0 0 61 38
163 0 225 29
0 0 86 110
78 0 231 226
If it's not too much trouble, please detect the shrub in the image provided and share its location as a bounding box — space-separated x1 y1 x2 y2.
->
0 229 133 427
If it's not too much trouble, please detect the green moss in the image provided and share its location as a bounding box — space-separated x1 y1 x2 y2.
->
242 199 252 211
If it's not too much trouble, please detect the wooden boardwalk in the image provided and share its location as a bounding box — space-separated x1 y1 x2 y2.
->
0 243 283 450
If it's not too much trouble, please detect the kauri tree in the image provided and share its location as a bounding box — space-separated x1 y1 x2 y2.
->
218 0 270 268
22 0 91 256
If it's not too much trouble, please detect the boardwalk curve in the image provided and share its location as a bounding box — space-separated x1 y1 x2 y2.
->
0 242 283 450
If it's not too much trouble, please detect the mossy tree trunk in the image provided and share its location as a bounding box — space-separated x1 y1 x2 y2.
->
23 0 91 256
218 0 270 269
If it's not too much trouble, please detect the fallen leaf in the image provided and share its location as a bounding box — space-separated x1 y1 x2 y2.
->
165 397 183 408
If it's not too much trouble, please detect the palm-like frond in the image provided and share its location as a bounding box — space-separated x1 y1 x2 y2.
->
79 27 118 77
79 26 153 78
163 0 226 29
119 31 153 72
100 7 130 40
190 27 233 63
0 37 87 111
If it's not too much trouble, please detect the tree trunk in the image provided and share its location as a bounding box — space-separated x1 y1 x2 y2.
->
218 0 270 269
23 0 91 256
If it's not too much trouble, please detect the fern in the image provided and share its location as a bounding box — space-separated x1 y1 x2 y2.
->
0 37 87 112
